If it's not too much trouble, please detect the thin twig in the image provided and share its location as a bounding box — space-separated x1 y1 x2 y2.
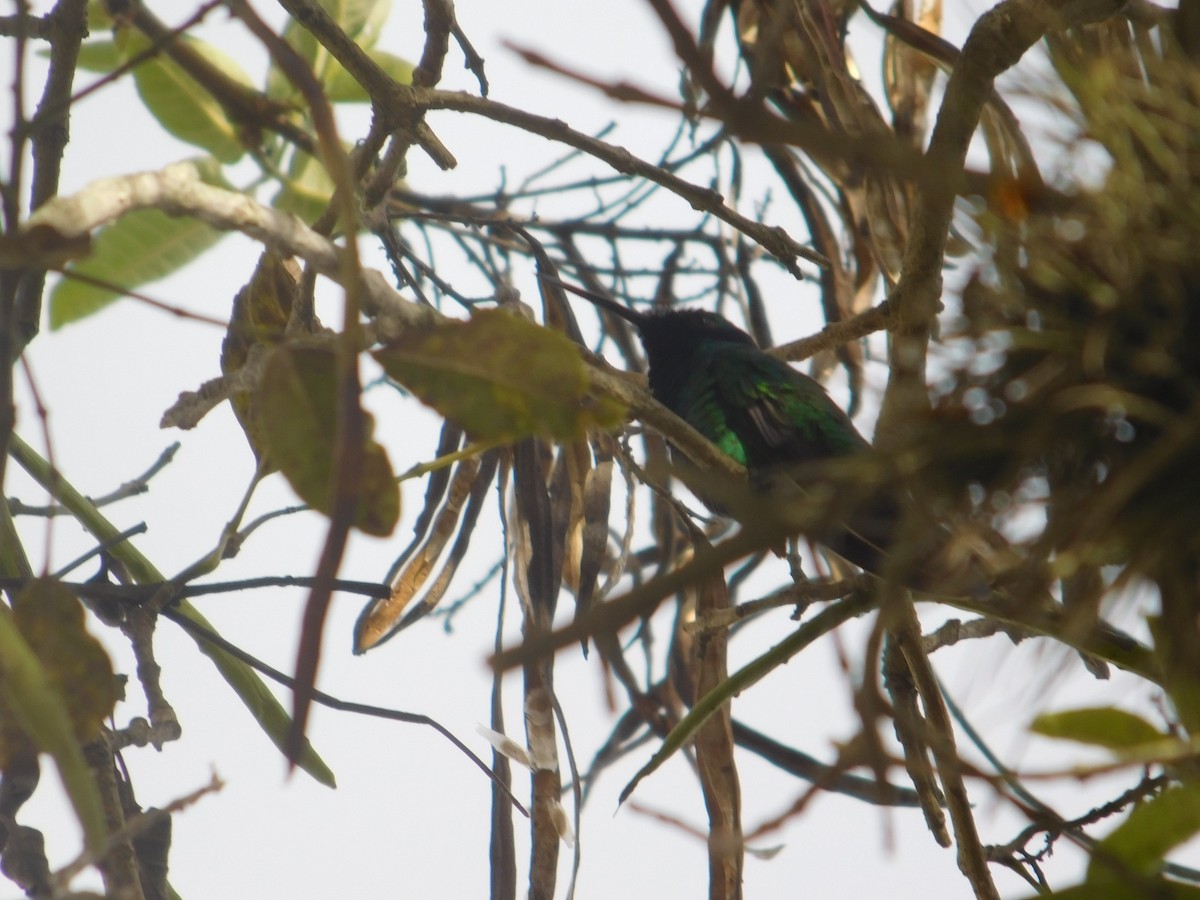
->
8 443 180 517
160 604 528 816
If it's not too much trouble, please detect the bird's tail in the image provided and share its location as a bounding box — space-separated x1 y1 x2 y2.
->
826 491 1117 679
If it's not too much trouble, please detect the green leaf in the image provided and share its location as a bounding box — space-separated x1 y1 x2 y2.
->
1086 783 1200 889
325 49 414 102
272 134 405 222
176 599 336 787
85 0 114 31
304 0 388 45
257 345 400 536
271 148 336 225
1031 706 1166 750
118 31 254 163
374 309 626 442
1018 881 1200 900
73 39 121 73
349 0 392 46
49 158 228 329
269 0 393 101
0 588 108 853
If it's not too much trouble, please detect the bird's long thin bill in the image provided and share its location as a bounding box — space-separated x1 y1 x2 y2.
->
536 274 644 326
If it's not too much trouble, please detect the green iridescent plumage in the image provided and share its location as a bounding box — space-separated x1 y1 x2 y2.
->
658 326 868 468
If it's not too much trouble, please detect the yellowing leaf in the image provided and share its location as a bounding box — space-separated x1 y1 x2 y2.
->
221 251 303 464
0 692 37 773
257 345 400 536
0 581 110 852
12 579 118 740
373 309 626 442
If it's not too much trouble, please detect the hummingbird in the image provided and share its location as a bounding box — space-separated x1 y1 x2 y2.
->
549 278 1126 678
551 278 900 577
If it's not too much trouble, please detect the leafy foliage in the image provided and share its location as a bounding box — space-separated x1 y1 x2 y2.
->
50 0 414 329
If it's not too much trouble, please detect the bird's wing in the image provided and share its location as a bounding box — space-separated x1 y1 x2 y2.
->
674 343 893 573
704 345 869 466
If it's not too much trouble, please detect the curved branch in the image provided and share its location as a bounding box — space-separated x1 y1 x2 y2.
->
879 0 1126 452
274 0 456 170
25 162 439 336
892 0 1128 333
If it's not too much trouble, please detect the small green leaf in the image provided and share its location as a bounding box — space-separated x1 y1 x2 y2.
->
73 39 121 73
1087 783 1200 888
49 159 228 329
325 49 414 102
85 0 114 31
1031 706 1166 750
271 148 336 225
272 137 402 223
269 0 393 101
176 599 337 787
350 0 392 46
118 31 254 163
374 309 626 443
257 345 400 536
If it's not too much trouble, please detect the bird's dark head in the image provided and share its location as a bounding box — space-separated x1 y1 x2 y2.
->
541 277 759 405
630 308 759 411
634 307 758 368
